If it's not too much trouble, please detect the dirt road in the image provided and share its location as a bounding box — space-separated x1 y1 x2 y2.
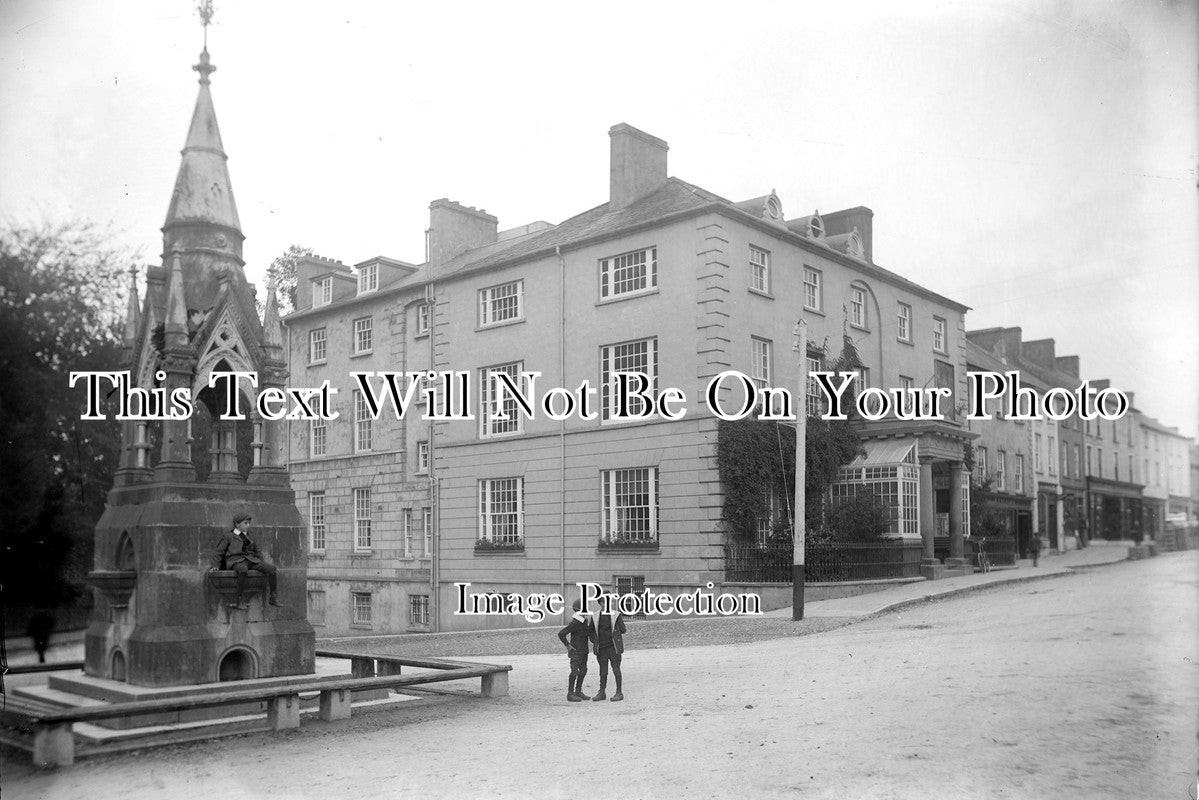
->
5 552 1197 799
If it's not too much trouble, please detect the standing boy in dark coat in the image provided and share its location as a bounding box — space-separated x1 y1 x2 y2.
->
590 606 626 701
557 599 592 702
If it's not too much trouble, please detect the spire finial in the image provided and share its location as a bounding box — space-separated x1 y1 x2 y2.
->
193 1 216 85
123 266 141 349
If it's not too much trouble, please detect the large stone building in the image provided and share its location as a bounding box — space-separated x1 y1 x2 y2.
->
967 328 1081 550
283 254 436 636
1138 415 1193 538
963 338 1038 558
286 123 979 632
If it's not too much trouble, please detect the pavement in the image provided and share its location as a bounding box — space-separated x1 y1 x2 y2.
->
3 541 1133 669
773 539 1132 618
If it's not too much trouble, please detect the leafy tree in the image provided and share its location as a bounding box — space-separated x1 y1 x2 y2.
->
263 244 312 316
968 476 1009 540
821 491 892 541
0 222 130 618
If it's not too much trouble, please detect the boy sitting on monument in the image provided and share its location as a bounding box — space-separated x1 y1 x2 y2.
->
210 512 284 610
557 598 592 702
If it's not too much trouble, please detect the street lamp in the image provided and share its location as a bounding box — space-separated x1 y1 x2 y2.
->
792 320 808 620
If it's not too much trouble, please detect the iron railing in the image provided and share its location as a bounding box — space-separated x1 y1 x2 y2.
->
724 540 924 583
968 537 1016 568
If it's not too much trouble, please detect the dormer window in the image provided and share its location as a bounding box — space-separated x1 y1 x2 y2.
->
808 214 824 238
358 264 378 294
738 192 784 222
846 230 865 260
765 195 782 220
313 277 332 308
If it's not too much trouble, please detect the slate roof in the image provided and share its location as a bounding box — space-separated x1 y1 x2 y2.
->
430 176 969 312
433 178 726 281
291 175 970 317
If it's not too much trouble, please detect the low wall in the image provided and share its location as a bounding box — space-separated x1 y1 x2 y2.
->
724 577 926 613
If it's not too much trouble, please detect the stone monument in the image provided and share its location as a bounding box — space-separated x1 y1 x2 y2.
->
84 8 315 687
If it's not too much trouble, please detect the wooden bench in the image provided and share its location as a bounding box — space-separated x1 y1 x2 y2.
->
11 656 511 768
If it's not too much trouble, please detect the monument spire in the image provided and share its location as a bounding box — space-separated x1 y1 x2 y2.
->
163 0 241 243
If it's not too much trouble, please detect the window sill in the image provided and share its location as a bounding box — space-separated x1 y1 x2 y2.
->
597 541 660 554
596 287 659 307
350 350 373 359
476 317 526 333
414 331 430 340
748 287 774 300
309 551 326 558
308 360 327 367
600 413 659 427
474 544 526 556
897 338 914 347
350 550 373 558
350 623 372 630
849 323 870 334
480 430 523 440
802 306 825 317
407 625 432 633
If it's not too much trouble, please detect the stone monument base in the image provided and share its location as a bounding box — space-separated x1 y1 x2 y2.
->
87 480 315 687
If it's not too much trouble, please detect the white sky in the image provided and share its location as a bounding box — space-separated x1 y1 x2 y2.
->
2 0 1196 438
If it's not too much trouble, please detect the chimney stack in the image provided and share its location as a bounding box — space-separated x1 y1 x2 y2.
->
426 199 498 265
822 207 875 263
1022 339 1057 369
1055 355 1080 378
609 123 668 210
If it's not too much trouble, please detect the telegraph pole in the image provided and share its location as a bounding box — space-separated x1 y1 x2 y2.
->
792 320 807 620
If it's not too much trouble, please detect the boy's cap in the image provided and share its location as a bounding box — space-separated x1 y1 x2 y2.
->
233 512 252 526
572 599 581 611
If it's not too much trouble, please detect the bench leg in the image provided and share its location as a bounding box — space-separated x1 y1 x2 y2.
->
481 670 509 698
377 661 403 677
33 722 74 768
351 657 376 678
319 688 352 721
268 694 301 730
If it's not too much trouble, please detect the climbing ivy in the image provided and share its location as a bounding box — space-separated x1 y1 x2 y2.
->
716 335 867 541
